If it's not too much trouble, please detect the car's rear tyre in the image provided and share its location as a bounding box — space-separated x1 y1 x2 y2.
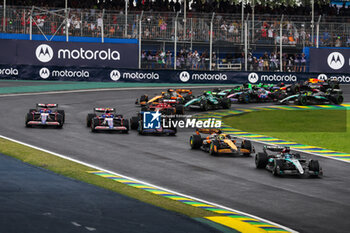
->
169 127 177 136
122 119 129 133
176 104 185 115
57 110 65 123
141 106 148 112
28 109 36 113
91 118 99 132
221 98 231 109
25 113 32 128
239 93 250 103
190 135 202 149
309 160 321 177
298 95 307 106
130 116 139 130
330 95 344 105
200 100 208 111
86 113 96 127
241 140 252 156
56 114 64 129
255 152 268 168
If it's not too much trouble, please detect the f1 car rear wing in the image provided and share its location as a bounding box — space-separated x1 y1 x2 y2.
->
176 89 192 94
36 103 58 108
94 108 116 113
263 145 290 152
196 128 222 134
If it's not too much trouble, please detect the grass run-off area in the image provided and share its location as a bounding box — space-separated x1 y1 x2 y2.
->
0 138 216 218
223 109 350 153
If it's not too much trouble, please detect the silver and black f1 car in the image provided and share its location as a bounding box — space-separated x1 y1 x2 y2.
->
86 108 129 133
255 146 323 177
190 128 254 156
25 103 65 128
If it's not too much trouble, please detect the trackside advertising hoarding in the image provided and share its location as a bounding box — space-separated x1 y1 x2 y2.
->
1 65 350 84
309 48 350 74
0 39 138 68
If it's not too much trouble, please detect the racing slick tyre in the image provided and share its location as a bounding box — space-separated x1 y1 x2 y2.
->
25 113 33 128
255 152 268 168
221 98 231 109
164 108 174 116
28 109 36 113
175 104 185 115
329 95 344 105
190 135 202 149
57 110 65 123
200 100 208 111
86 114 96 127
141 106 148 112
272 160 283 176
209 141 219 156
91 118 99 133
169 127 177 136
297 95 308 106
122 119 129 133
239 93 250 104
130 116 139 130
241 140 252 156
140 95 148 105
56 114 64 129
308 160 321 177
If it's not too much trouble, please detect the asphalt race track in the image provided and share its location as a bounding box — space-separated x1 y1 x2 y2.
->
1 84 350 233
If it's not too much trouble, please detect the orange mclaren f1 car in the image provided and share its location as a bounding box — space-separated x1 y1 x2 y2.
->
135 89 193 106
189 128 254 156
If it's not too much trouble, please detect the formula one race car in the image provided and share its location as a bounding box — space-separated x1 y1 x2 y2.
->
255 146 322 177
279 88 343 105
136 89 193 106
86 108 129 133
25 103 65 128
130 111 176 135
189 128 254 156
184 92 231 111
141 100 185 115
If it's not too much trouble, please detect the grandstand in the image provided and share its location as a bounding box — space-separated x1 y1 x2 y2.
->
1 0 349 72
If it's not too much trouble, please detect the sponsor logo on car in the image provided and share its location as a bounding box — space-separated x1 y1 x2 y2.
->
110 69 159 81
327 52 345 70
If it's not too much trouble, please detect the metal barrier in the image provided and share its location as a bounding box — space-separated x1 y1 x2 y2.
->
1 5 350 72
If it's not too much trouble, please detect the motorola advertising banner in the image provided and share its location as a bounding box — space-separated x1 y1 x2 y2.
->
309 48 350 74
2 64 350 84
0 39 138 68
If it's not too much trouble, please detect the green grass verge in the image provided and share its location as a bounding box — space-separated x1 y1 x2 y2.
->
223 109 350 153
0 138 217 218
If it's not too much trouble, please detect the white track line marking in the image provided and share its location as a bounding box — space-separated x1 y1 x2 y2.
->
0 134 297 233
0 85 232 97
